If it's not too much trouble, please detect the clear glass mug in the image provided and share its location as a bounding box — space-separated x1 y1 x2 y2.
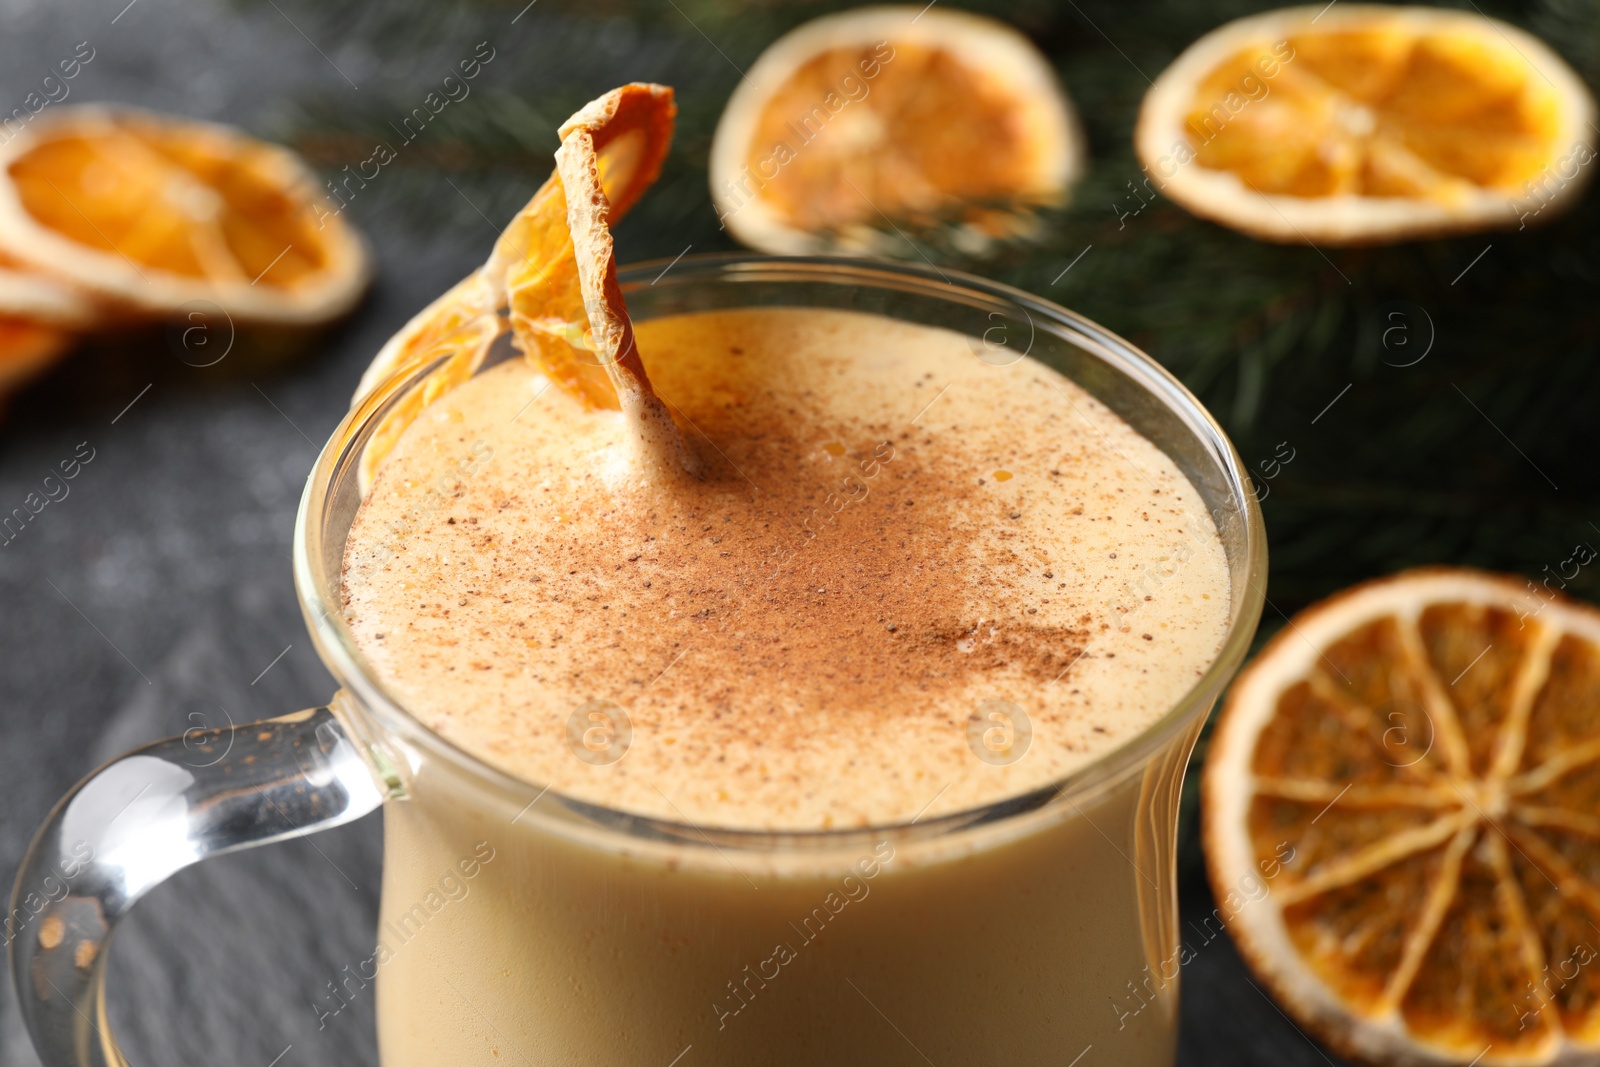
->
9 255 1265 1067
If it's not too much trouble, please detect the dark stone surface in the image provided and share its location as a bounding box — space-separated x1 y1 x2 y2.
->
0 1 1350 1063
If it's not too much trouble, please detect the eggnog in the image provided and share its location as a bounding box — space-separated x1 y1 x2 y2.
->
340 305 1231 1065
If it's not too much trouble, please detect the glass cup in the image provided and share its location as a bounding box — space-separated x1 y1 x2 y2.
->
9 255 1266 1067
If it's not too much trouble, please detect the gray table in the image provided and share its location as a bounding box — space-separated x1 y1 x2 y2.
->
0 0 1343 1062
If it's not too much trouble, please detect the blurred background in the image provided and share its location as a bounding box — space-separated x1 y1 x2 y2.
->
1 0 1597 1063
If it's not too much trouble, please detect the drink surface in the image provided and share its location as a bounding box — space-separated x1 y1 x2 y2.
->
342 307 1230 829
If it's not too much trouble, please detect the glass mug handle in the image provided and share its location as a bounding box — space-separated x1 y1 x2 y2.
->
8 704 388 1067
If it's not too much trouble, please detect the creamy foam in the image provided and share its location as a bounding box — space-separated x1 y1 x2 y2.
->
342 307 1230 829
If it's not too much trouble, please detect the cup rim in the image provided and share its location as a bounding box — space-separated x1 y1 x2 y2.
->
294 252 1267 845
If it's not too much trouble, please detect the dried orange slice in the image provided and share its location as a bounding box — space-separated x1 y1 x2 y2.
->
1136 6 1597 244
1205 566 1600 1064
354 84 678 492
0 105 369 324
503 86 675 414
709 6 1083 256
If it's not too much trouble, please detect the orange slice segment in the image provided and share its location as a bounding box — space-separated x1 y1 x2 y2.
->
354 84 676 492
1205 567 1600 1065
709 6 1083 255
0 105 369 323
1136 6 1597 244
350 270 500 408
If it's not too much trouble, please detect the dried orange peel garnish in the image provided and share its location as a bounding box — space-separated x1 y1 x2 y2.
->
354 83 680 492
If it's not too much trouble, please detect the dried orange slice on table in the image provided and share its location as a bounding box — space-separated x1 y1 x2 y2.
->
1205 567 1600 1064
1136 5 1598 244
0 105 368 324
353 83 679 492
709 6 1084 255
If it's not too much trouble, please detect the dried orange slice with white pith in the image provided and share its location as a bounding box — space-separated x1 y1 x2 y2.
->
1205 567 1600 1065
0 105 368 324
709 5 1083 256
354 83 679 493
1137 5 1597 245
